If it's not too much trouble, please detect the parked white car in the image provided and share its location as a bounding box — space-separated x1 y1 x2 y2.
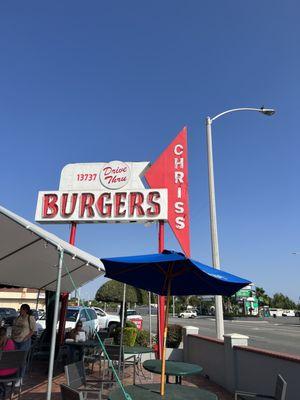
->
282 310 295 317
36 306 99 336
178 310 197 319
93 307 120 331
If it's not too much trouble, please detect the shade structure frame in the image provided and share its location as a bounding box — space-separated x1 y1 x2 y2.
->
46 248 64 400
0 205 105 292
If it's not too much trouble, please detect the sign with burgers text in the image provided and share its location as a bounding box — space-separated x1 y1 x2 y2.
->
35 161 168 223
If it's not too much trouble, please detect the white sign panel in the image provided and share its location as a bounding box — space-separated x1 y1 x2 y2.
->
59 161 149 191
35 189 168 223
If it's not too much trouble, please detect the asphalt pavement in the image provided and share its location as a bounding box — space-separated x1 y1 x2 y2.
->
142 315 300 356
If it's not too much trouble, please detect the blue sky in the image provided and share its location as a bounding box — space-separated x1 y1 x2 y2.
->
0 2 299 301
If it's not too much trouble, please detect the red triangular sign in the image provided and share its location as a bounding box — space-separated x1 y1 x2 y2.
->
145 127 190 257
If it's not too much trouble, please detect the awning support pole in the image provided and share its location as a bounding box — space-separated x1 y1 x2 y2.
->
46 249 64 400
35 289 40 311
119 283 126 376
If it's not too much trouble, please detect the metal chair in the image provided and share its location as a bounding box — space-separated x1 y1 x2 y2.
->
103 338 114 346
103 345 136 384
27 331 50 372
235 374 287 400
65 360 108 400
83 344 102 375
60 384 84 400
0 350 27 400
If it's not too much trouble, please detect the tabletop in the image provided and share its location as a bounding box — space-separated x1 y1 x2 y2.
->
124 346 154 354
65 339 101 347
143 360 203 377
108 383 218 400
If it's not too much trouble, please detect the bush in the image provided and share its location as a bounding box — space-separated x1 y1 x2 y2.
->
125 320 137 329
135 330 150 347
112 325 138 347
166 324 183 348
109 320 137 336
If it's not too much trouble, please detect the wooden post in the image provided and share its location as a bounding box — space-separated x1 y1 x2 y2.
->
160 280 171 396
158 221 165 359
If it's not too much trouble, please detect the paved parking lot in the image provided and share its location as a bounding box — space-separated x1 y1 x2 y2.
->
142 315 300 356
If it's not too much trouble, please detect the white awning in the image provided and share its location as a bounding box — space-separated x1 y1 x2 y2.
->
0 205 105 292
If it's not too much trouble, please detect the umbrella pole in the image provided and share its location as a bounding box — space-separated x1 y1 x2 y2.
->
160 281 171 396
148 291 152 349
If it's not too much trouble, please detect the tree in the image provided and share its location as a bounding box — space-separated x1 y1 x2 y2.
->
270 293 296 309
255 287 271 306
95 280 148 305
188 296 202 308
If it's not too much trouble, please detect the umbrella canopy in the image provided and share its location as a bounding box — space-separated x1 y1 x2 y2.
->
102 250 250 297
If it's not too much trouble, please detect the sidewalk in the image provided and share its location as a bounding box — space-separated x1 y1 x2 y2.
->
18 360 233 399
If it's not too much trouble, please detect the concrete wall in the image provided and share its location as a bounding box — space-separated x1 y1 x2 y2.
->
234 346 300 400
184 334 226 387
183 328 299 400
0 288 45 310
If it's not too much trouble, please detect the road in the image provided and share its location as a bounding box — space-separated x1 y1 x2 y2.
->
141 315 300 356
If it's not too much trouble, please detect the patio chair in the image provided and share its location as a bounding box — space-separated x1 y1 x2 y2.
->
0 350 27 400
55 344 69 371
235 374 287 400
94 337 114 376
103 338 114 346
60 384 84 400
27 330 50 372
83 344 102 375
102 345 124 381
65 360 108 400
102 345 136 384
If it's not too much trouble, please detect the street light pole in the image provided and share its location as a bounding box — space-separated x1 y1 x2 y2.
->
206 106 275 340
206 116 224 339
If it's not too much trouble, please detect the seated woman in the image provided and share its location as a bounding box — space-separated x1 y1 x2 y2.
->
68 321 86 341
0 327 18 398
66 321 86 363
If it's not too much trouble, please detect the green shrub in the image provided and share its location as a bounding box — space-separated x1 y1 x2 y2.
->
166 324 183 348
135 330 150 347
112 326 138 347
125 320 137 329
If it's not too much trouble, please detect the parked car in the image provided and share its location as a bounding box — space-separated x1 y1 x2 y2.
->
92 307 120 332
282 310 295 317
36 306 99 337
178 310 197 319
0 308 18 326
126 309 143 330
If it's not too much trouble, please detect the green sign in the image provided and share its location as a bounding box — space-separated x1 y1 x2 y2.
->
235 289 252 298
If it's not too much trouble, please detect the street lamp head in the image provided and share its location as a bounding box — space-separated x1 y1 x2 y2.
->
260 107 275 116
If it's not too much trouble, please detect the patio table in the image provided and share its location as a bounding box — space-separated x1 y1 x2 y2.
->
143 360 203 384
65 340 101 363
124 346 154 384
124 346 154 355
108 383 218 400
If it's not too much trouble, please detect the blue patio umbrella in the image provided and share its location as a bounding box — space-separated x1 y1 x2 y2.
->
102 250 250 297
101 250 250 396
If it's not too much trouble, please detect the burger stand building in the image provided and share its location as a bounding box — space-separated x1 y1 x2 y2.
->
35 127 191 357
